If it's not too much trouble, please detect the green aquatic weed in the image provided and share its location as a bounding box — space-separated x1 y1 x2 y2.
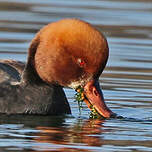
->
75 86 84 113
89 105 101 119
75 86 101 118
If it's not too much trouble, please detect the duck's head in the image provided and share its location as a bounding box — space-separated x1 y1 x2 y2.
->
25 19 114 118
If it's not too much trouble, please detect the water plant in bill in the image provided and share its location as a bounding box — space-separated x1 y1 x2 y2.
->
75 86 102 119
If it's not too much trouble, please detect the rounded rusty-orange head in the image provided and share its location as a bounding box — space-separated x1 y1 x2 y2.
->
33 19 108 88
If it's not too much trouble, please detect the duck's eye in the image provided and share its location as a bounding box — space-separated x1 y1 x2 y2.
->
77 58 85 68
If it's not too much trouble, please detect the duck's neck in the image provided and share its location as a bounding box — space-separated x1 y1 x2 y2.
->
21 33 43 85
21 61 43 85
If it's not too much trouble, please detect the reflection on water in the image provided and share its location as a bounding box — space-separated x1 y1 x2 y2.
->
1 115 152 152
34 119 105 151
0 0 152 151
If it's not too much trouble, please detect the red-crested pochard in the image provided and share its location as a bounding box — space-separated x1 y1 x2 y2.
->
0 19 115 118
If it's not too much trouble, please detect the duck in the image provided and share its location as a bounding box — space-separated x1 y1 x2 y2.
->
0 18 115 118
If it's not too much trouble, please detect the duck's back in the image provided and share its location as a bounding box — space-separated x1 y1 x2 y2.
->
0 60 25 84
0 60 25 114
